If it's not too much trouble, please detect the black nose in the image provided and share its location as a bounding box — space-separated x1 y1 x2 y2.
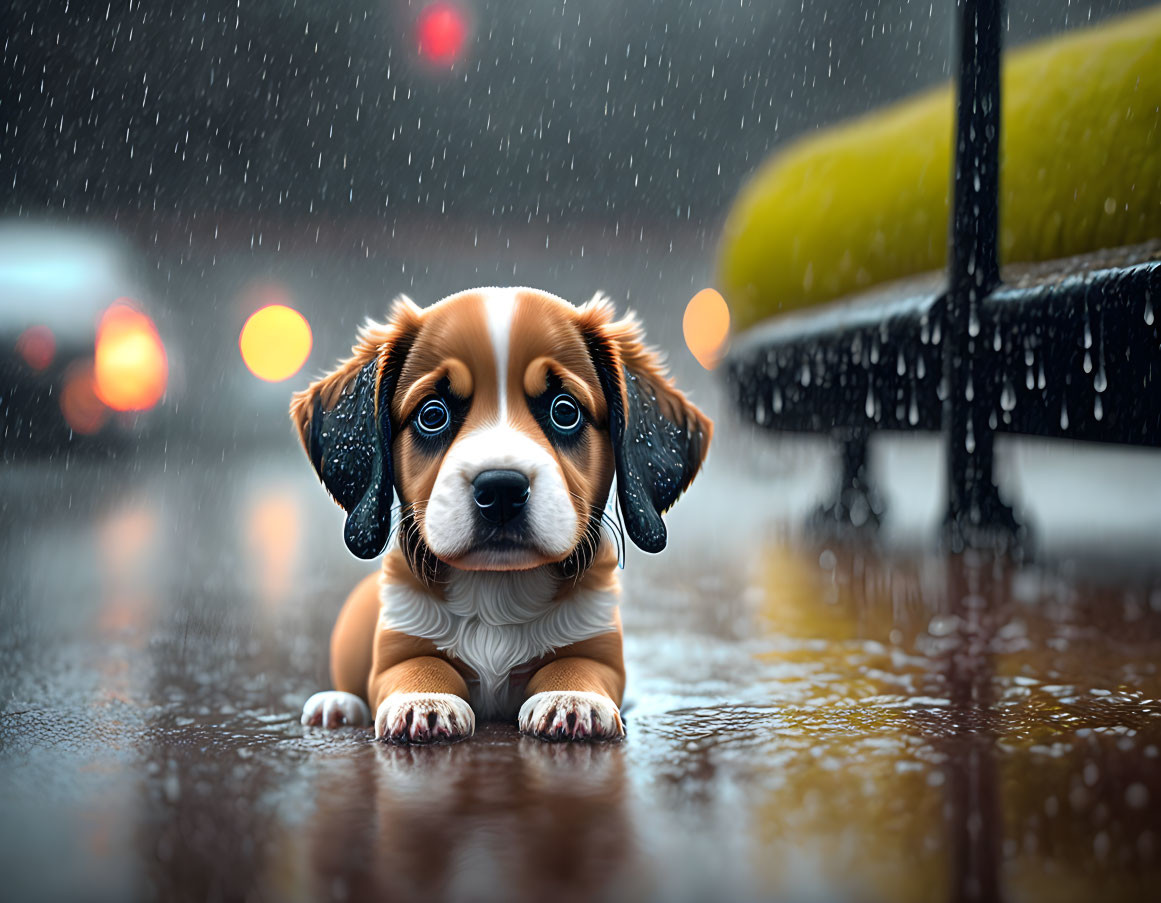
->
472 469 530 526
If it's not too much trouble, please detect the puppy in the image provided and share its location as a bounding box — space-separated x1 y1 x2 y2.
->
293 288 711 742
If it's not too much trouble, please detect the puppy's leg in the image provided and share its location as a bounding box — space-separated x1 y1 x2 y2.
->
369 646 475 744
519 655 626 742
302 571 381 729
366 617 471 742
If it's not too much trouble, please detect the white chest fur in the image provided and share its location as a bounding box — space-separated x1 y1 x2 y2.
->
379 566 619 718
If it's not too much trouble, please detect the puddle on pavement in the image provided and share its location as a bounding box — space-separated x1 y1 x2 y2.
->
625 540 1161 903
2 461 1160 901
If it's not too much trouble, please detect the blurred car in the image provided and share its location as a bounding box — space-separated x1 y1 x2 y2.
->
0 222 171 455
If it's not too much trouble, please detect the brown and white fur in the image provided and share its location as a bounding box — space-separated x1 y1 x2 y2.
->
292 288 711 743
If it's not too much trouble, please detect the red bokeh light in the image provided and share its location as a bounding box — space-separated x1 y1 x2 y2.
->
16 325 56 371
60 360 108 435
417 2 469 66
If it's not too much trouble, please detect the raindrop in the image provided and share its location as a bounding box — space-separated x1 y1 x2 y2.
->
965 418 976 453
897 349 906 376
1146 296 1155 326
1093 367 1107 393
865 385 876 419
1000 379 1016 411
1094 395 1104 421
1060 398 1070 430
772 388 783 413
968 307 980 337
908 393 919 425
1083 351 1093 374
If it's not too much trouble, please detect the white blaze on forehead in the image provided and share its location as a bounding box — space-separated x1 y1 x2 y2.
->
484 289 519 421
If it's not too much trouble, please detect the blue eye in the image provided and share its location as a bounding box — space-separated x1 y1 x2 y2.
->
549 393 582 434
415 398 451 435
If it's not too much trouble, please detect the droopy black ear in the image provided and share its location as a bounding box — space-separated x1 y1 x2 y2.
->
290 300 419 559
580 295 713 553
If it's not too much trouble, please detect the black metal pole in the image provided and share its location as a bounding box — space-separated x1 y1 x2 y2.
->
810 429 885 533
943 0 1021 552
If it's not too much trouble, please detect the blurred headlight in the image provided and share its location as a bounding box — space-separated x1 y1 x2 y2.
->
93 302 168 411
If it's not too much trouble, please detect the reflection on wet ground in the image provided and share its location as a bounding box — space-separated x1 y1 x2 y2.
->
2 449 1160 902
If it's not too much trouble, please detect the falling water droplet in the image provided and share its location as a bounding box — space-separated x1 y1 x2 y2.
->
772 387 783 413
1094 367 1107 393
865 385 876 419
908 393 919 425
1094 395 1104 421
1083 351 1093 374
897 349 906 376
1060 398 1070 430
965 418 976 453
1146 296 1155 326
968 308 981 337
1000 380 1016 411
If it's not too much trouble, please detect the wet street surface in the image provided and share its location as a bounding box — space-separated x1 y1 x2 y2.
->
3 431 1161 903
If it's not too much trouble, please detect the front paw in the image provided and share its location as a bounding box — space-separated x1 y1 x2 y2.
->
518 691 625 742
375 692 475 744
301 690 371 728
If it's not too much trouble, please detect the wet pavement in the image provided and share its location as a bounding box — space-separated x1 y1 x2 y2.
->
3 427 1161 903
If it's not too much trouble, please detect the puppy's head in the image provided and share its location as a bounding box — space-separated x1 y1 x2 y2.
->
290 288 712 580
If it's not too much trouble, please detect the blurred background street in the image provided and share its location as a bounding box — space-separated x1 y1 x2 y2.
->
3 1 1161 901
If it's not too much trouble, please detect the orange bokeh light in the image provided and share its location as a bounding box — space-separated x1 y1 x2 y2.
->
683 288 731 370
16 325 56 371
94 303 168 411
239 304 313 383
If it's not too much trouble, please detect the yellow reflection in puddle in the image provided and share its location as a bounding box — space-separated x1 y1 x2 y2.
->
751 542 949 903
96 500 159 639
246 487 302 611
992 592 1161 902
749 541 1161 902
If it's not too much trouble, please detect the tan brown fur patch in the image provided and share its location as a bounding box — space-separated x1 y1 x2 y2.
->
508 290 617 540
